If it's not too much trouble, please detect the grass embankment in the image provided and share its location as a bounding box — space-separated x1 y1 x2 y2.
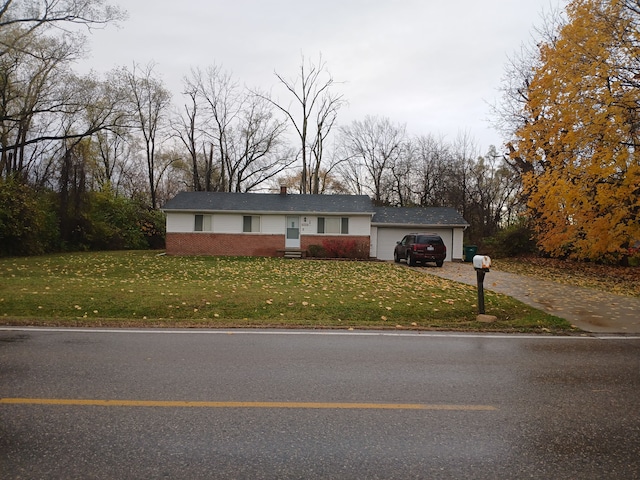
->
0 251 572 333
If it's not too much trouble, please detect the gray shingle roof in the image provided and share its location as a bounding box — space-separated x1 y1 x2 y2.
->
162 192 376 215
162 192 469 227
372 207 469 227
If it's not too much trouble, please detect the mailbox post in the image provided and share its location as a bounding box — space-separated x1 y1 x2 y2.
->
472 255 491 315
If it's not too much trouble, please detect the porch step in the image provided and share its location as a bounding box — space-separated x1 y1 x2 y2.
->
282 249 305 259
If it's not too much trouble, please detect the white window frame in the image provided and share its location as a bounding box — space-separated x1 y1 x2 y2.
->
243 215 261 233
317 217 349 234
194 214 212 232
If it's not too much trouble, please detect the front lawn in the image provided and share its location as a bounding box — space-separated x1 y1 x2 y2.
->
0 251 572 332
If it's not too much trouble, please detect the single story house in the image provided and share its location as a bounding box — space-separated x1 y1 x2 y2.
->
162 188 469 261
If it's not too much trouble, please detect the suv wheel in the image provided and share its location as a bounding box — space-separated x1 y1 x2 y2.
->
393 251 400 263
436 260 444 268
406 252 416 267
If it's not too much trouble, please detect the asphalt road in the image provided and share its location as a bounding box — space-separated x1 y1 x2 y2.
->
1 328 639 479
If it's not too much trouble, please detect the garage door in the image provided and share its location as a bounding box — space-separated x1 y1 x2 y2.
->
376 228 454 262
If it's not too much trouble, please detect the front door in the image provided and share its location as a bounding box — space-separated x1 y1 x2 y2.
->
285 216 300 248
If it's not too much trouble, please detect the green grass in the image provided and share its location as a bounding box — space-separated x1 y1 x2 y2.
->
0 251 573 333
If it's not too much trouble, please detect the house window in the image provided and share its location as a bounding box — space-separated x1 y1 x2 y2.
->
243 215 261 233
317 217 349 234
194 214 211 232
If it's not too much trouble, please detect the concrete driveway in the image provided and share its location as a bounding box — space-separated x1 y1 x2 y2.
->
421 262 640 334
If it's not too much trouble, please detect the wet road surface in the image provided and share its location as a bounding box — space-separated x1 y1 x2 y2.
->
1 328 639 479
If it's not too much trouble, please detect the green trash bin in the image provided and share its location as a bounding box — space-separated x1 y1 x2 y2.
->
463 245 478 262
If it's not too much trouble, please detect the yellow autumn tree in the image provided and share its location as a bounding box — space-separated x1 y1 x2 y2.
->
509 0 640 261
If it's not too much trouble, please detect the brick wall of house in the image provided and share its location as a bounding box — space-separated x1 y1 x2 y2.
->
166 233 285 256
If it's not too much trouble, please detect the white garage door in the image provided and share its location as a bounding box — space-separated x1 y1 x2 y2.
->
376 228 454 262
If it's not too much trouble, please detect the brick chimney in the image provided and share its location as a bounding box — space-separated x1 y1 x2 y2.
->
280 185 287 196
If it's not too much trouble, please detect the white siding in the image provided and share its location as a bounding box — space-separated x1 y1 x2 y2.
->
168 212 371 237
452 229 464 261
349 216 372 236
262 215 285 234
166 212 244 233
208 213 284 234
166 213 196 233
300 215 316 235
299 215 371 236
370 226 379 257
213 214 241 233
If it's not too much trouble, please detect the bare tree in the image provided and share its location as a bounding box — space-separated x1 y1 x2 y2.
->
0 0 125 58
465 145 522 238
490 3 565 172
74 70 132 192
308 85 343 194
0 50 131 186
410 134 451 207
123 62 172 208
272 166 348 195
176 66 293 193
441 131 480 220
0 30 78 177
194 65 239 192
266 54 344 194
0 0 125 180
92 128 134 192
388 150 413 206
335 158 366 195
336 120 521 241
337 115 406 204
0 1 124 32
174 77 205 191
228 93 294 192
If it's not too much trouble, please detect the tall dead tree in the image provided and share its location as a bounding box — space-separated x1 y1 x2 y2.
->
266 54 344 194
123 62 172 209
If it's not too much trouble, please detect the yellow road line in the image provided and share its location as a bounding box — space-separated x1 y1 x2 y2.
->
0 398 497 411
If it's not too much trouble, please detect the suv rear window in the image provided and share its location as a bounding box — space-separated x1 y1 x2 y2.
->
416 235 443 244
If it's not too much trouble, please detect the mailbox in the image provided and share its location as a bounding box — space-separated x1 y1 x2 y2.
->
473 255 491 271
472 255 491 315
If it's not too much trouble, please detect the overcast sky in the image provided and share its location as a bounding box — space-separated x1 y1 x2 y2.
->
77 0 561 153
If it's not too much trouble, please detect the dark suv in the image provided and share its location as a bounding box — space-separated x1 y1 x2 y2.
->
394 233 446 267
